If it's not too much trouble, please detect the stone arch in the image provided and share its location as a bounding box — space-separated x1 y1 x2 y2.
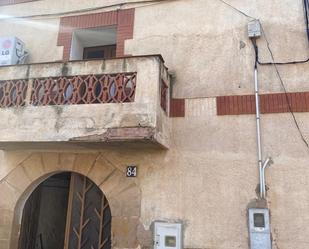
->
0 152 141 249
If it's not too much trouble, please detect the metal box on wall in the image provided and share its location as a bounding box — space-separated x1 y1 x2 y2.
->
0 37 26 66
248 208 272 249
153 222 182 249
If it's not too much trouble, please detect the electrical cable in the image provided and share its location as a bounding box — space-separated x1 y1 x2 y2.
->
0 0 177 20
217 0 309 65
216 0 256 20
255 26 309 149
303 0 309 42
257 0 309 66
1 0 309 149
258 57 309 66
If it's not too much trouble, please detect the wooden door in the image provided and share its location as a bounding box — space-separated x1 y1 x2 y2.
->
64 173 111 249
83 45 116 60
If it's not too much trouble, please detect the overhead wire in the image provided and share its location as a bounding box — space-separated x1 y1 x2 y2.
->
253 26 309 149
0 0 178 20
1 0 309 147
219 0 309 150
217 0 309 65
216 0 256 20
304 0 309 42
257 0 309 66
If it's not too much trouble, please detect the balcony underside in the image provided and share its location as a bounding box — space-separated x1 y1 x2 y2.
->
0 128 167 150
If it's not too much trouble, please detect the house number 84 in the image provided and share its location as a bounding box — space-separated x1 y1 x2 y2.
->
126 166 137 177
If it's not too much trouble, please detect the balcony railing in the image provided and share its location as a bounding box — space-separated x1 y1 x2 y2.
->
0 55 170 149
0 73 137 107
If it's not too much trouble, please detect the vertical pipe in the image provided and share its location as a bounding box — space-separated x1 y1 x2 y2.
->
262 158 270 199
254 66 264 198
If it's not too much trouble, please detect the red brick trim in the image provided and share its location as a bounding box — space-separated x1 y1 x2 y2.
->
170 98 185 117
217 92 309 115
57 9 134 60
0 0 37 5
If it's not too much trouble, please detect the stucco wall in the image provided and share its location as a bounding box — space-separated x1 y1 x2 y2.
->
0 0 308 96
0 0 308 249
1 102 309 249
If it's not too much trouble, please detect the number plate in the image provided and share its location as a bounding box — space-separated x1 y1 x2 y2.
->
126 166 137 177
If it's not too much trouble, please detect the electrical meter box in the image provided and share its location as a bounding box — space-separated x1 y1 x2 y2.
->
0 37 26 66
153 222 182 249
248 20 261 38
248 208 272 249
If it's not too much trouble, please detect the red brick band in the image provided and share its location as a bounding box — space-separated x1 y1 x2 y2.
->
58 9 134 60
217 92 309 115
170 98 185 117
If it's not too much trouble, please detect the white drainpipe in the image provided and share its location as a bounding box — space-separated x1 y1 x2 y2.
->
254 63 271 199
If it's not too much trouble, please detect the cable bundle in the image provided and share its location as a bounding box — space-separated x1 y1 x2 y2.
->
304 0 309 42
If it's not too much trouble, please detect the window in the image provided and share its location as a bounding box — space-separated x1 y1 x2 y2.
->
70 26 117 61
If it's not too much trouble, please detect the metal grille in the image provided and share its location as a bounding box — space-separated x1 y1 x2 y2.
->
0 80 28 107
67 173 111 249
31 73 137 106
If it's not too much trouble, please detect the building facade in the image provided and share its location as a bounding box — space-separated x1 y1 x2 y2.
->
0 0 308 249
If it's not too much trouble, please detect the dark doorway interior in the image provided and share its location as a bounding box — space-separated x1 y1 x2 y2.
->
18 172 112 249
83 45 116 60
18 173 70 249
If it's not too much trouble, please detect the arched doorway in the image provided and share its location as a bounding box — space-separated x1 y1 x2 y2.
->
18 172 111 249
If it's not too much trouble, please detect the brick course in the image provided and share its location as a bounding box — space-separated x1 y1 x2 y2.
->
170 98 185 117
217 92 309 115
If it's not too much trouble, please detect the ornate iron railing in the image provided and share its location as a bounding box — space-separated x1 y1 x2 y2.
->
0 73 136 107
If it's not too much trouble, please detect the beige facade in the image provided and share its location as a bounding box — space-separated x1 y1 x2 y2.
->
0 0 309 249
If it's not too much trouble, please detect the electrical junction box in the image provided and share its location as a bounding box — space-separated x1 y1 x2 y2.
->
248 20 261 38
0 37 26 66
248 208 272 249
153 222 182 249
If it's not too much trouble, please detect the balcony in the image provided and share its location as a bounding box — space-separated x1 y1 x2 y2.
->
0 55 170 150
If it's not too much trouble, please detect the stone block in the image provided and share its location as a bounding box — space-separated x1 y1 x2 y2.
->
112 217 139 248
22 153 45 181
72 153 100 175
0 152 31 181
0 209 13 226
59 153 76 171
0 226 10 240
0 239 9 249
5 166 30 194
87 155 116 186
42 152 61 172
0 182 20 210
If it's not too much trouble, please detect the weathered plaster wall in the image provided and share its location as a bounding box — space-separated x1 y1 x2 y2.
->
0 0 308 249
1 100 309 249
127 0 309 98
0 0 307 96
